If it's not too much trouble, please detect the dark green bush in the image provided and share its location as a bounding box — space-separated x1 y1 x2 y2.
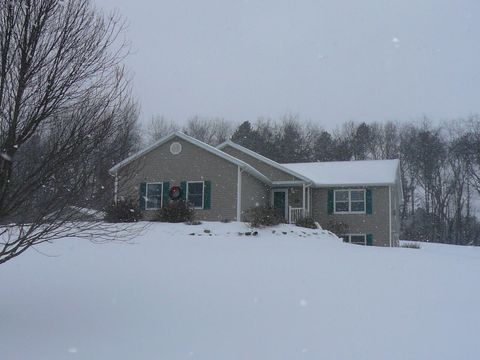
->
156 200 194 223
104 199 142 223
248 206 285 227
295 217 317 229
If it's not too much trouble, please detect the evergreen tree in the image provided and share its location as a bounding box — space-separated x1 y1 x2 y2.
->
231 121 257 150
313 131 336 161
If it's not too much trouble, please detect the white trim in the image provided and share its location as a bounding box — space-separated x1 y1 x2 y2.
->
271 189 288 220
237 166 242 221
186 181 205 209
316 182 395 187
308 185 312 215
396 161 404 203
114 173 118 204
217 140 312 183
302 183 306 217
145 182 163 210
289 206 303 224
272 180 309 187
169 141 182 155
109 131 271 185
389 186 392 247
333 189 366 214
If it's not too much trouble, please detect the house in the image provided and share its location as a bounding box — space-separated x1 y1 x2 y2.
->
110 131 403 247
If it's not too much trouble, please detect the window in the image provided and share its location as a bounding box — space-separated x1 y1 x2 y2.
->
350 190 365 212
334 189 366 213
187 181 204 208
334 190 349 212
341 234 367 245
146 182 163 210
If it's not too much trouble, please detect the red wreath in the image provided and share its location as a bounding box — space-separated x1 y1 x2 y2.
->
169 185 182 200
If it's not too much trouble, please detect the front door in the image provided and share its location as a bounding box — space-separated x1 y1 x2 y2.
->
273 190 287 220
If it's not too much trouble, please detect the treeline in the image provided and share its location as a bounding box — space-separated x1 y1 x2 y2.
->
148 114 480 245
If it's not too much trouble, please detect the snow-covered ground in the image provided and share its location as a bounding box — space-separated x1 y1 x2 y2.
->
1 222 479 360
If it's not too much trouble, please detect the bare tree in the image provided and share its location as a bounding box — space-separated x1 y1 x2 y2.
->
0 0 139 264
146 115 179 144
458 116 480 194
183 115 233 145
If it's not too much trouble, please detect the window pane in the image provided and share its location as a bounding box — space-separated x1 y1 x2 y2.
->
146 183 162 209
335 201 349 212
188 182 203 195
350 235 366 245
189 195 202 207
351 190 365 201
351 201 365 212
340 235 349 243
188 182 204 208
335 190 348 201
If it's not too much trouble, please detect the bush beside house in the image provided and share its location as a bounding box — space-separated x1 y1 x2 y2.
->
295 217 317 229
248 206 285 228
156 200 195 223
104 199 142 223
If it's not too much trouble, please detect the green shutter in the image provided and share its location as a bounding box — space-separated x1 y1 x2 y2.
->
366 188 373 214
327 189 334 214
139 182 146 210
366 234 373 246
180 181 187 200
162 181 170 207
203 181 211 209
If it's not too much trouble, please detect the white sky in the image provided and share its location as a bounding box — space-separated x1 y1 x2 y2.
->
95 0 480 129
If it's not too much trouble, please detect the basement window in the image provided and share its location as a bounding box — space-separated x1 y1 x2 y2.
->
341 234 367 246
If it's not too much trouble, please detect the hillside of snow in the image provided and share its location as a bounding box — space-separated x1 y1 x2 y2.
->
1 222 479 360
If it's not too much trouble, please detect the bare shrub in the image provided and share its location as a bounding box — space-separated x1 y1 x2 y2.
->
401 242 421 249
295 217 317 229
104 200 142 223
248 206 285 228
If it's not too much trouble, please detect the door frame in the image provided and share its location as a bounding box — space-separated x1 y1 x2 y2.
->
271 189 288 220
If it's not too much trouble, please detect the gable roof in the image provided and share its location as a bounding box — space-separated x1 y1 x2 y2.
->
109 132 272 185
217 140 312 183
281 159 400 187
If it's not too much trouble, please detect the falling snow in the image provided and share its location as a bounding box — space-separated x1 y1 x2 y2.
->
1 222 479 359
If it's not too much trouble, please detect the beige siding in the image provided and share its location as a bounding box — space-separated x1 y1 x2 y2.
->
114 135 399 247
240 171 269 221
312 187 391 247
117 137 238 221
221 145 302 182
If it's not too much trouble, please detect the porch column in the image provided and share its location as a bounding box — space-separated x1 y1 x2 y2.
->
307 186 310 215
302 183 306 217
114 172 118 204
236 166 242 221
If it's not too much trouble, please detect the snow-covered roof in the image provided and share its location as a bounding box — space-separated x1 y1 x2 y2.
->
217 140 312 182
281 159 400 187
109 132 272 185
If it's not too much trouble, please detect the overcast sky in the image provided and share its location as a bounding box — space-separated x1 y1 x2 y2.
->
95 0 480 129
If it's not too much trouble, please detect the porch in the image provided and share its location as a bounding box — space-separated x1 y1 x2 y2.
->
271 183 312 224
